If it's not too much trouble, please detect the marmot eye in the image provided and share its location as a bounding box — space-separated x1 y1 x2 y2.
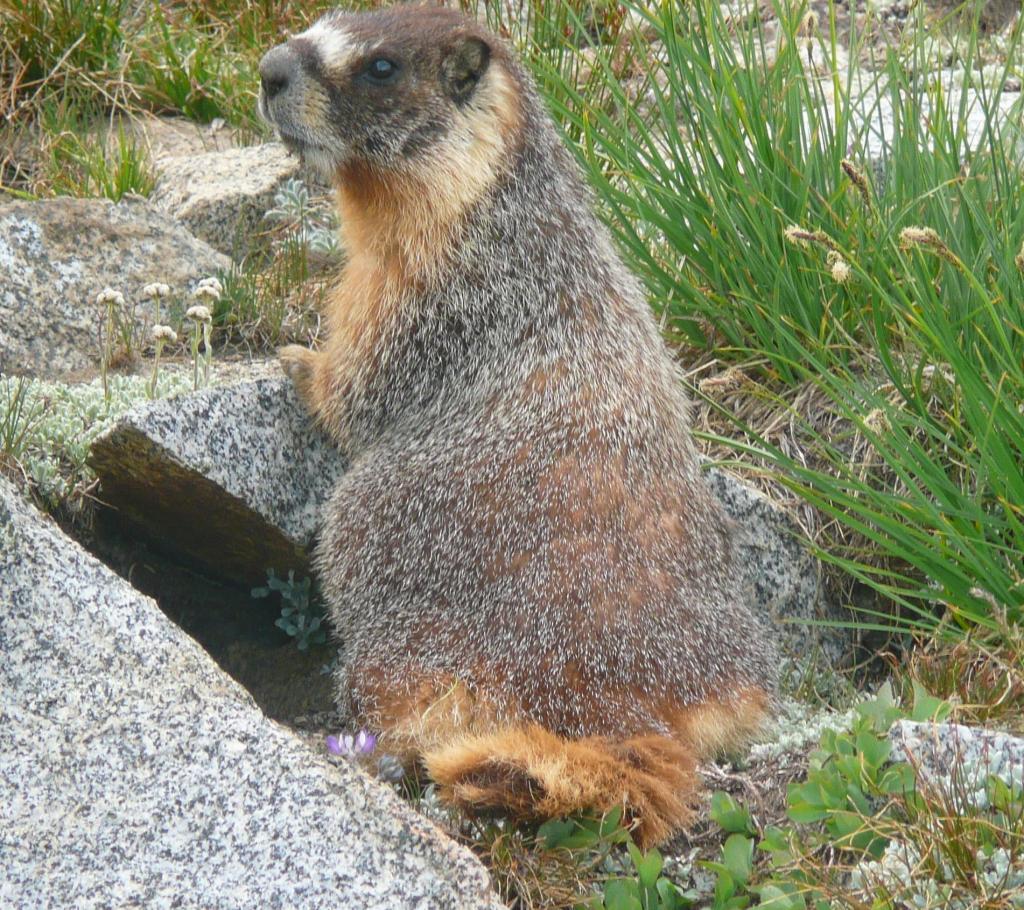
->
365 58 398 82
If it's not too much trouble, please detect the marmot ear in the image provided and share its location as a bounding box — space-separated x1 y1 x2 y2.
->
440 36 491 104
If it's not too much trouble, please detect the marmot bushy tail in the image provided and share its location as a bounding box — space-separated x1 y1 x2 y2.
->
259 4 777 845
426 727 698 848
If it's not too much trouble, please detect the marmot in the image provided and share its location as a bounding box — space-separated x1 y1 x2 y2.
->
260 4 776 845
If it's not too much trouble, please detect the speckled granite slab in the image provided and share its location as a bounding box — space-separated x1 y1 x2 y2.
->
704 466 851 667
151 143 301 259
89 376 346 585
0 479 504 910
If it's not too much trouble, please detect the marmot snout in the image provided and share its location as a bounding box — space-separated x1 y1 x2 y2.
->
261 5 777 846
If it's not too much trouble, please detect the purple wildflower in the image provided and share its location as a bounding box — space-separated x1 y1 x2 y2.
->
325 729 377 758
354 730 377 754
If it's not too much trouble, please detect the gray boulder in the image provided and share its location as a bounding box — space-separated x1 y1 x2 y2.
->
705 468 850 667
0 197 229 378
133 113 240 164
88 376 345 586
151 143 301 258
89 376 851 662
0 478 503 910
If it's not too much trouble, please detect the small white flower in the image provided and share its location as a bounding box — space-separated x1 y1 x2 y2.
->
142 282 171 299
151 324 177 344
193 277 223 301
96 288 125 307
186 305 212 323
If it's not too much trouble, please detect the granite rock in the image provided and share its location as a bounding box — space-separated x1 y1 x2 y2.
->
151 143 301 258
706 468 851 666
88 376 345 585
134 113 241 163
0 197 229 378
89 376 849 662
0 478 503 910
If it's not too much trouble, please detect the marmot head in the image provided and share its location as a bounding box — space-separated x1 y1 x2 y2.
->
258 6 521 179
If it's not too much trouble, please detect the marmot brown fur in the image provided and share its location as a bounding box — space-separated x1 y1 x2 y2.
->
259 4 776 846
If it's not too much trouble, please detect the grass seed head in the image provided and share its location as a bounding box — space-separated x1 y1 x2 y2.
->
863 408 891 435
827 251 852 284
840 158 873 208
899 227 961 268
784 225 839 252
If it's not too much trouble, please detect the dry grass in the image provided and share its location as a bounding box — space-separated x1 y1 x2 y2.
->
898 626 1024 735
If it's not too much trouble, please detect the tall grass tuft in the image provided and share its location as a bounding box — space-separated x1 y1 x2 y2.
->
532 0 1024 634
1 0 130 111
37 100 156 200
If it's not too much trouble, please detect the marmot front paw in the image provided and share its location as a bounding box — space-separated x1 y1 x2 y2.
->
278 344 319 409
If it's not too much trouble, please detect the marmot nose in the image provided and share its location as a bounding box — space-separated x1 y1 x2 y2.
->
260 45 296 101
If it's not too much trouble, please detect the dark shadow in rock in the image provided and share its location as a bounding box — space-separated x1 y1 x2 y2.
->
70 504 337 723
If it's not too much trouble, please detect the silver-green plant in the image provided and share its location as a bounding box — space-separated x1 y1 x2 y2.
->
265 177 341 258
0 372 195 505
251 568 326 651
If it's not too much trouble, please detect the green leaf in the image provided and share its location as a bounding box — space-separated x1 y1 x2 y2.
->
754 883 805 910
878 762 916 794
600 805 626 838
818 729 838 754
722 834 754 885
786 782 828 823
557 824 600 851
832 755 863 788
635 847 663 889
757 826 790 856
856 686 902 734
603 879 643 910
709 865 736 905
827 809 865 843
537 817 575 849
855 730 892 773
909 681 953 723
711 791 755 834
657 878 694 909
